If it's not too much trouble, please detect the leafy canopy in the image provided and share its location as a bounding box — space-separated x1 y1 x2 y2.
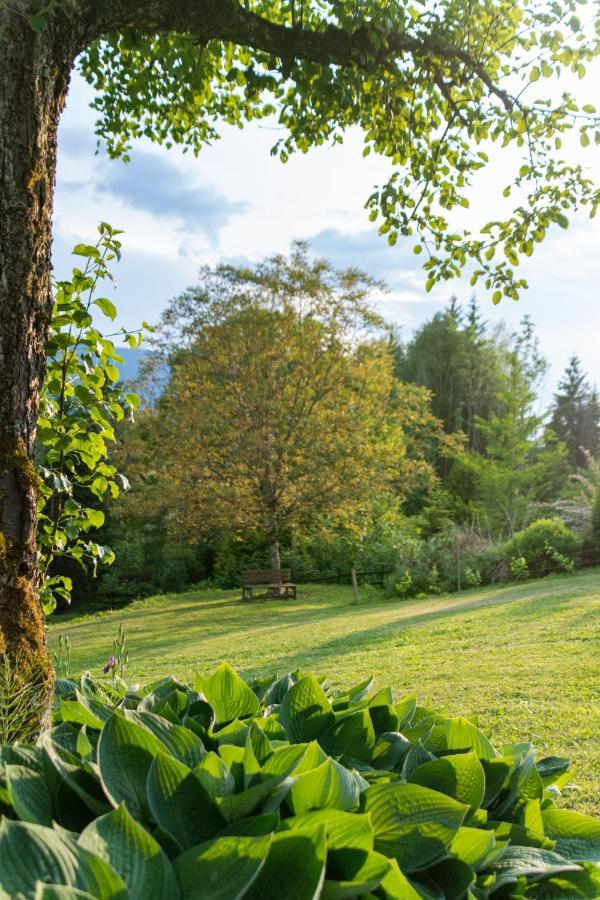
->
72 0 600 301
129 246 446 557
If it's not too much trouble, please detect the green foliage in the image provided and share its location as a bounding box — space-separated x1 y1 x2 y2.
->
550 356 600 470
502 519 581 579
36 225 142 613
76 0 600 303
2 661 600 897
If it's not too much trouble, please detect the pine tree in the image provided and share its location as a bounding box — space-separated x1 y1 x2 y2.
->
550 356 600 469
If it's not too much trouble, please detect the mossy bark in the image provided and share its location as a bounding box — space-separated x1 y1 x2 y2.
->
0 5 78 715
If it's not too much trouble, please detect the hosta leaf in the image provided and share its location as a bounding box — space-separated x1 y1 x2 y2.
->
173 834 271 900
395 694 417 730
481 757 512 807
280 809 374 850
537 756 570 783
401 740 435 780
423 857 475 900
408 752 486 809
444 718 497 760
320 710 376 763
97 712 164 821
449 826 496 869
6 764 54 826
60 694 111 730
492 819 555 850
524 862 600 897
372 732 411 771
485 846 581 888
279 675 334 743
372 859 422 899
41 735 110 818
124 709 205 767
220 812 280 837
79 803 180 900
194 751 235 798
147 751 225 850
543 808 600 862
288 758 361 814
261 743 309 777
213 719 250 748
0 820 127 899
369 705 399 736
219 774 295 823
194 663 259 724
322 848 391 898
244 826 327 900
363 781 467 872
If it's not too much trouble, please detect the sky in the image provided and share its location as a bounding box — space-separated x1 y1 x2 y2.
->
54 68 600 401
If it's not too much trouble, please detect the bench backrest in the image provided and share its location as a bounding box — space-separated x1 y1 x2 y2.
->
242 568 291 585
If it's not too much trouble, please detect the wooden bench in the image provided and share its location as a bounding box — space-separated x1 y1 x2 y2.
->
241 568 297 601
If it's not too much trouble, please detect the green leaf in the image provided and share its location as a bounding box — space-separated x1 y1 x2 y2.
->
195 663 260 724
60 693 111 730
279 675 334 743
524 863 600 897
93 298 118 320
244 826 327 900
124 709 205 767
363 781 467 872
322 847 391 898
0 819 127 899
486 846 581 888
408 752 486 808
543 808 600 862
444 717 497 760
320 709 376 763
449 826 496 869
219 774 295 823
194 751 236 798
288 758 362 814
173 834 271 900
146 751 225 850
79 803 180 900
281 809 374 851
97 711 164 821
5 764 54 826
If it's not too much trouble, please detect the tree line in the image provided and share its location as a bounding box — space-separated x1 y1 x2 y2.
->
59 245 600 603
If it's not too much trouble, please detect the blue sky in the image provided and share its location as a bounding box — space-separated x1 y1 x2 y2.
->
54 71 600 400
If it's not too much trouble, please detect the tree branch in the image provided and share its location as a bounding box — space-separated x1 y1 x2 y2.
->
81 0 515 110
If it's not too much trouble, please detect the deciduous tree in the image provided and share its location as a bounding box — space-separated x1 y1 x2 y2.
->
137 247 433 569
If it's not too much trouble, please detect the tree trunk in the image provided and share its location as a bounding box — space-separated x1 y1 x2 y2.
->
0 7 75 714
268 528 282 570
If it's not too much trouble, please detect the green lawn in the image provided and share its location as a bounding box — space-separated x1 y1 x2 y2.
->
49 570 600 815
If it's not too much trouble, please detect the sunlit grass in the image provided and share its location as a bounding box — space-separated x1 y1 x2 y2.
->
49 569 600 814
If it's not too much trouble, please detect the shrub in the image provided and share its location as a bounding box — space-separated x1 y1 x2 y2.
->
509 555 529 581
1 663 600 898
503 518 581 579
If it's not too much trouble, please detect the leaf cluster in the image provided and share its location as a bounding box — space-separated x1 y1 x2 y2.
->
1 661 600 897
77 0 600 300
36 225 142 613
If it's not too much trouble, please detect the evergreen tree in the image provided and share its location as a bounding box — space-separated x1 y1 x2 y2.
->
396 297 507 453
550 356 600 469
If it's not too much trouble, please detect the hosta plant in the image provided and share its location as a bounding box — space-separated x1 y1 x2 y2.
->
1 663 599 898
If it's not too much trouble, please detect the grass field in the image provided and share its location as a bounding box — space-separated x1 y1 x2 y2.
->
49 570 600 814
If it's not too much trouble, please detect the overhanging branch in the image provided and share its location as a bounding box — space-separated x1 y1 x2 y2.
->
81 0 515 110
